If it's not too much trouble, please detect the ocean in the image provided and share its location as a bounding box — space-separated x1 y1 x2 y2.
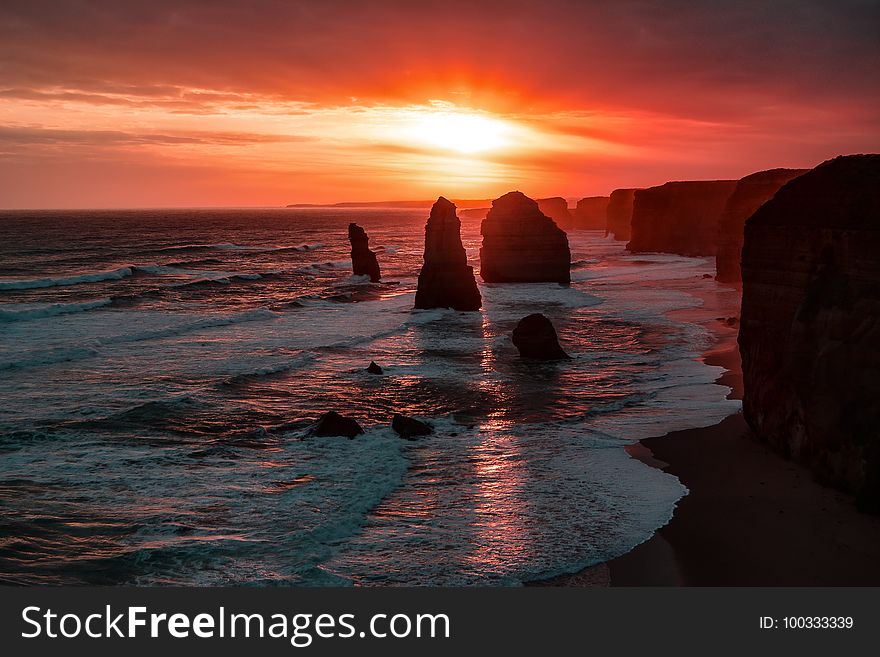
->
0 208 741 585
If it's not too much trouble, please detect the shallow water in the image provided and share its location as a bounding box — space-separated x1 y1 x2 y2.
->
0 208 740 585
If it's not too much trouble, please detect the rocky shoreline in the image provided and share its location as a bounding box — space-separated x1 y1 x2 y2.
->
534 325 880 586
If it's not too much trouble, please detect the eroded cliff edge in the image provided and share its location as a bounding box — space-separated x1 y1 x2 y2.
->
739 154 880 511
572 196 610 230
605 188 638 241
716 168 807 283
628 180 737 256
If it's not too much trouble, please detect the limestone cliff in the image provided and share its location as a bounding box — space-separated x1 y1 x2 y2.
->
480 191 571 284
347 223 381 282
739 154 880 510
414 197 482 311
605 188 638 241
571 196 610 230
536 197 573 229
627 180 737 256
716 169 807 283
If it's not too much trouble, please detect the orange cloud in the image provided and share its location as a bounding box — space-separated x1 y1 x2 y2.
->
0 0 878 207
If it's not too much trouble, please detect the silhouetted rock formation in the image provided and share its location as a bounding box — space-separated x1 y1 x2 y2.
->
311 411 364 438
571 196 610 230
459 207 489 220
414 197 482 311
391 414 433 439
738 154 880 511
480 192 571 284
536 197 573 228
628 180 737 256
605 188 638 240
366 361 383 375
348 223 381 282
511 313 571 360
715 168 808 283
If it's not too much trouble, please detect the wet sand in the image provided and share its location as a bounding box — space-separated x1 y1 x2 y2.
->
539 325 880 586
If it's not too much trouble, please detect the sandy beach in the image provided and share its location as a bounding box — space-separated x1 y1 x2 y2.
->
540 321 880 586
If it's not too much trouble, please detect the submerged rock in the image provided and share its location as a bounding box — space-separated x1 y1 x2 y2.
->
739 154 880 511
391 414 433 439
366 361 383 375
715 168 808 283
348 223 381 282
627 180 737 256
311 411 364 438
605 188 638 240
511 313 571 360
480 191 571 284
414 197 482 311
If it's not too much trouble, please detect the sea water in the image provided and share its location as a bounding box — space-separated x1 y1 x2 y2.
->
0 208 740 585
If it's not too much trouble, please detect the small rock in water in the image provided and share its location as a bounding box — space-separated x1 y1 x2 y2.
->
391 414 433 439
511 313 571 360
311 411 364 438
366 361 383 375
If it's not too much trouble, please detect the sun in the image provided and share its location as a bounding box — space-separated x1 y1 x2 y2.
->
409 111 511 154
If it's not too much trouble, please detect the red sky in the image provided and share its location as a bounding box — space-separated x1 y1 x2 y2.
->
1 0 878 208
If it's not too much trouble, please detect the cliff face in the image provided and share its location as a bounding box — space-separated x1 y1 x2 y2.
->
347 223 381 282
716 169 808 283
480 191 571 284
739 154 880 510
605 188 638 241
414 197 482 311
571 196 610 230
627 180 737 256
536 197 573 228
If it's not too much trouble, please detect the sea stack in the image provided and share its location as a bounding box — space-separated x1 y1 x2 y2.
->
511 313 570 360
627 180 737 256
480 191 571 284
414 197 482 311
536 197 573 229
605 188 638 241
347 223 381 282
572 196 610 230
715 168 808 283
738 154 880 511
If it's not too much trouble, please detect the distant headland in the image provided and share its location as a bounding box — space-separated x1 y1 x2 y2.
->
286 199 495 209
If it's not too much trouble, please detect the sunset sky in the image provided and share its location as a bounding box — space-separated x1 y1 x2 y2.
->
1 0 878 208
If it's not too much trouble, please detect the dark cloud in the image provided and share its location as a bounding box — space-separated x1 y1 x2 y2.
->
0 0 877 116
0 1 877 207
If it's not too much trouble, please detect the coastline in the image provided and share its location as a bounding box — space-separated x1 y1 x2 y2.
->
538 319 880 586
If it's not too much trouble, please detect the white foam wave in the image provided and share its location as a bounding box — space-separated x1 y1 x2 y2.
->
296 260 353 274
0 266 133 291
0 346 99 371
0 307 279 371
156 242 323 254
108 308 278 346
0 299 112 323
